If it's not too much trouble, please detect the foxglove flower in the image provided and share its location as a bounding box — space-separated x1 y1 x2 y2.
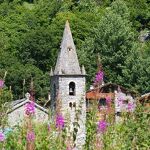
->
26 131 35 142
0 132 5 142
25 102 35 115
97 120 107 133
56 114 65 130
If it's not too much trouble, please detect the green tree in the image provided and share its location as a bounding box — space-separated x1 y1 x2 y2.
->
94 0 135 84
125 0 150 30
122 43 150 93
5 63 49 99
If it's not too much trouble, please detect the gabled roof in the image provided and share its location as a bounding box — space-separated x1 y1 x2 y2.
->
8 99 48 114
54 20 82 75
141 92 150 98
139 92 150 102
11 98 26 107
86 83 137 100
99 83 137 95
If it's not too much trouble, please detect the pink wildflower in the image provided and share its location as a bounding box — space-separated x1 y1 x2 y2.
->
25 101 35 115
56 114 65 130
127 102 135 112
0 80 4 88
94 71 104 84
0 132 5 142
97 120 107 133
106 96 111 104
117 96 123 107
26 131 35 142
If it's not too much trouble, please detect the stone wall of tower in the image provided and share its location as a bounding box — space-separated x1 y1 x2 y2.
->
50 76 59 112
51 75 86 149
59 76 86 149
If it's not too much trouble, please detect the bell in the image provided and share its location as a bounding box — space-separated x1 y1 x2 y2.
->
69 88 73 93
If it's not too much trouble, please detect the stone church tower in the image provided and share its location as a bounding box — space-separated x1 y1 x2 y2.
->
50 21 86 149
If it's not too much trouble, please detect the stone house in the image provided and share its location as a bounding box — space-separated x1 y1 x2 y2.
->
86 83 136 122
7 93 49 127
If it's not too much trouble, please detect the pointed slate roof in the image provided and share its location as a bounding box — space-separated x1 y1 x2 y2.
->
54 20 82 75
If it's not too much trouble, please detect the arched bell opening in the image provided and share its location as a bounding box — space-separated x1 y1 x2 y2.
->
69 82 75 96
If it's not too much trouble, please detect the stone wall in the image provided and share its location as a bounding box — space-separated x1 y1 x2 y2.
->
8 104 48 127
51 75 86 149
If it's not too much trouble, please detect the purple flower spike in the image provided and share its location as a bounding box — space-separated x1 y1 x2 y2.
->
56 114 65 130
96 71 104 82
25 101 35 115
127 102 135 112
0 80 4 88
26 131 35 142
118 99 123 107
94 71 104 84
0 132 5 142
117 95 123 107
98 120 107 133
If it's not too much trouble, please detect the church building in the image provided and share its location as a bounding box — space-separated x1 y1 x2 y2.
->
50 21 86 149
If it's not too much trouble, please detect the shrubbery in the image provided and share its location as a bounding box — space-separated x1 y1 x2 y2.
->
0 101 149 150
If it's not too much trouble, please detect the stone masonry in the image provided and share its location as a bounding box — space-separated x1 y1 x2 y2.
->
50 21 86 149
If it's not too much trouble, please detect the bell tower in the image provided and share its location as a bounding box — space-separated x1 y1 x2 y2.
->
50 20 86 149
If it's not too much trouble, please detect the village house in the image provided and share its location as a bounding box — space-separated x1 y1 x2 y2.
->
138 92 150 111
86 83 137 122
7 93 49 127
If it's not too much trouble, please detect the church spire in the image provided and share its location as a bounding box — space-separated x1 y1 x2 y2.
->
54 20 81 75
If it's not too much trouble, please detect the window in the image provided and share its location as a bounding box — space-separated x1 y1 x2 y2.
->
73 102 76 108
123 99 129 104
69 102 76 109
99 98 106 106
68 47 72 51
69 102 72 108
69 82 75 96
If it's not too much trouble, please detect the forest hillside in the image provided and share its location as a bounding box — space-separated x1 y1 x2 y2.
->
0 0 150 100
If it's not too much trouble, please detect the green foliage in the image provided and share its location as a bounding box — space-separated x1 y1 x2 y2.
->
0 101 150 149
0 49 49 99
18 27 55 71
103 104 150 149
0 0 149 99
85 104 97 150
125 0 150 30
0 0 150 149
95 0 135 84
0 87 12 126
122 44 150 93
79 38 97 88
4 123 67 150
